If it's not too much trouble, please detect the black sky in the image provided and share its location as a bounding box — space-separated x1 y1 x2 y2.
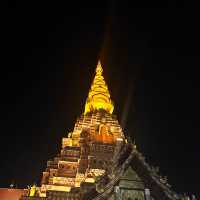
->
1 0 200 198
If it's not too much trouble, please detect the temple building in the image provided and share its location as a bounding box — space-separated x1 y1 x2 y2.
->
15 61 194 200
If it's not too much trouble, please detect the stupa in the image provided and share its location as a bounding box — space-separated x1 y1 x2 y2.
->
19 61 194 200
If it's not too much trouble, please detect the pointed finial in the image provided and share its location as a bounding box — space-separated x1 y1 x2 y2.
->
84 60 114 114
96 60 103 74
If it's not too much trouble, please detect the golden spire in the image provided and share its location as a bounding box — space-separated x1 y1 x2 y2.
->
84 60 114 114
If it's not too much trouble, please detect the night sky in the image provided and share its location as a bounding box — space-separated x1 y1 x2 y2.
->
1 0 200 198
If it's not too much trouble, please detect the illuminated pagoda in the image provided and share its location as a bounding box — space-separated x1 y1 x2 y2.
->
19 61 193 200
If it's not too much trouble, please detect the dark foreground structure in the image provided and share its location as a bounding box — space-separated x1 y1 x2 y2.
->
3 61 195 200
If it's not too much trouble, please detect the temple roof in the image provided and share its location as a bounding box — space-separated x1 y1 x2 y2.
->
84 61 114 115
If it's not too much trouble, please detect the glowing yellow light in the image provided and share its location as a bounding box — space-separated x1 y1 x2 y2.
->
42 184 71 192
84 60 114 115
116 138 123 141
53 177 75 186
29 185 37 197
85 177 95 183
88 169 105 176
62 138 72 148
